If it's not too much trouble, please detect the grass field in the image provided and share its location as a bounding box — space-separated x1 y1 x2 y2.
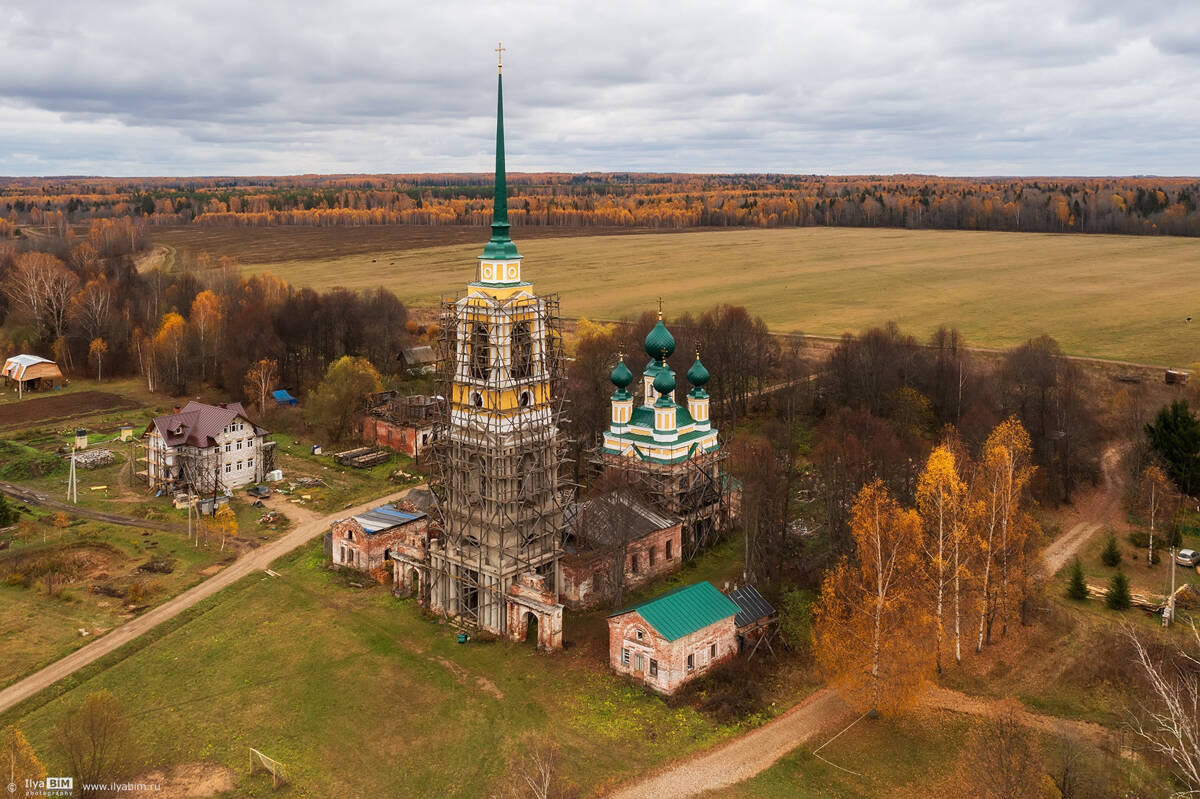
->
1 541 745 798
0 514 236 689
155 225 1200 366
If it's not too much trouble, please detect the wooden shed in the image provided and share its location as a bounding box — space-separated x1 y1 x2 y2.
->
2 354 63 395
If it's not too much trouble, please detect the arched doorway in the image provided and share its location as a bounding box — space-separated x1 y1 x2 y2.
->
524 612 539 646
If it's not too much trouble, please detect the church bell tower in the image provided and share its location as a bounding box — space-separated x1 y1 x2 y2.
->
426 51 567 649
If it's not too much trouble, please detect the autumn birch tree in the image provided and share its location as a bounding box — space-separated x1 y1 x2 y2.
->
1 725 46 796
974 418 1034 650
190 290 224 382
917 444 966 673
244 358 279 413
88 338 108 381
813 480 930 717
1139 464 1177 567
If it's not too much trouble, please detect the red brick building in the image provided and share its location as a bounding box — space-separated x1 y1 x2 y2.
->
359 393 437 459
329 503 429 583
606 581 740 694
559 493 682 608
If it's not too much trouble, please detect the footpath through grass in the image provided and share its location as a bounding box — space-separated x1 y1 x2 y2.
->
2 541 737 797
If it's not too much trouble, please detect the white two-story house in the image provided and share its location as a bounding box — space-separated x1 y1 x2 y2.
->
143 401 271 494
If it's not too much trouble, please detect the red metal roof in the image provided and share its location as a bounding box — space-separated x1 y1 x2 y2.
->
144 401 267 448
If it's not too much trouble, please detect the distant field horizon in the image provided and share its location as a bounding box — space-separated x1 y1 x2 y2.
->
152 225 1200 367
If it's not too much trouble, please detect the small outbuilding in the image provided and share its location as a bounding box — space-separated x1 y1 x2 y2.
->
606 581 740 694
2 354 63 395
398 345 437 374
729 584 778 656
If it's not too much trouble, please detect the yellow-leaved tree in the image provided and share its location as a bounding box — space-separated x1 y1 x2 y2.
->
1 725 46 797
813 480 931 717
974 417 1035 651
211 505 238 552
916 443 968 672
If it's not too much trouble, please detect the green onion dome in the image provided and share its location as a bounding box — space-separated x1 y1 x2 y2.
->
644 319 676 360
687 356 709 388
652 364 676 397
610 358 633 389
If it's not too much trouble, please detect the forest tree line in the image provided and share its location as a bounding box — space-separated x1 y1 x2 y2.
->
3 173 1200 236
0 217 413 398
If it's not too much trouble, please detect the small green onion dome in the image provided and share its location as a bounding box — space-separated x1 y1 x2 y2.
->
687 356 709 388
652 365 676 396
610 359 633 389
644 320 676 360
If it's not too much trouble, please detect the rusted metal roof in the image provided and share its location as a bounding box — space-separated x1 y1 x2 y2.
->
729 585 776 628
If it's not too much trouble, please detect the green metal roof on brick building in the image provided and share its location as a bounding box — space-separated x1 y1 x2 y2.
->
608 581 739 641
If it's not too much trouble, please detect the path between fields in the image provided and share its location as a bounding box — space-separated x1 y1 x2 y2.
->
607 685 1109 799
1043 442 1127 576
0 488 415 716
610 443 1129 798
0 480 185 533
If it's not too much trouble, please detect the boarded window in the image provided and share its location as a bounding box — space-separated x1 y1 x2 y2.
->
622 648 630 665
649 659 658 677
666 540 673 560
634 653 644 671
710 643 717 659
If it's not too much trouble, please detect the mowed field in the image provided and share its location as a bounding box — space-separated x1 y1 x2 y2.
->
1 542 742 798
154 225 1200 365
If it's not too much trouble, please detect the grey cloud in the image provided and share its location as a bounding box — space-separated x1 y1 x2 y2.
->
0 0 1198 175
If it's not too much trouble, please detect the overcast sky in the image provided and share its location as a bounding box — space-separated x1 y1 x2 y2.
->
2 0 1198 177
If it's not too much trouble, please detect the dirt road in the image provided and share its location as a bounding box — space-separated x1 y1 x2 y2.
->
1043 442 1128 576
607 689 851 799
0 488 414 716
0 480 185 533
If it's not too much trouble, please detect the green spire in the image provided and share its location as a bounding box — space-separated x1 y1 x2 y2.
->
480 69 521 261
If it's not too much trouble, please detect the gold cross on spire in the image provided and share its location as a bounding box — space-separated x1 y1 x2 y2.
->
656 296 663 319
495 42 505 73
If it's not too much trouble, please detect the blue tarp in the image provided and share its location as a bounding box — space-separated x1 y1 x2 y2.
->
273 389 298 406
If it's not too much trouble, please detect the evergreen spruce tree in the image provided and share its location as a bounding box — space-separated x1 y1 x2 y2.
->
1100 534 1122 568
0 493 17 527
1106 570 1132 611
1066 559 1089 600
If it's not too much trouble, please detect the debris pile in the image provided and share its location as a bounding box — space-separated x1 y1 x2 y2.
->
73 449 115 469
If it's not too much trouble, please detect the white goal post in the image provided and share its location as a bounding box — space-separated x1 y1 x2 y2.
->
249 747 288 789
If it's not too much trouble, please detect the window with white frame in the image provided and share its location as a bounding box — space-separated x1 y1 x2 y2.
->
225 442 231 452
224 464 231 474
247 458 254 469
635 628 644 641
687 654 694 671
649 659 658 677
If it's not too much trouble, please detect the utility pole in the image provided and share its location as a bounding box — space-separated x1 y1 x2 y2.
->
1167 547 1177 627
67 448 78 504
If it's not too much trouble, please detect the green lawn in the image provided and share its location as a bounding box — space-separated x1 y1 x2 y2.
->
705 710 976 799
0 515 236 689
153 226 1200 366
2 542 740 797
